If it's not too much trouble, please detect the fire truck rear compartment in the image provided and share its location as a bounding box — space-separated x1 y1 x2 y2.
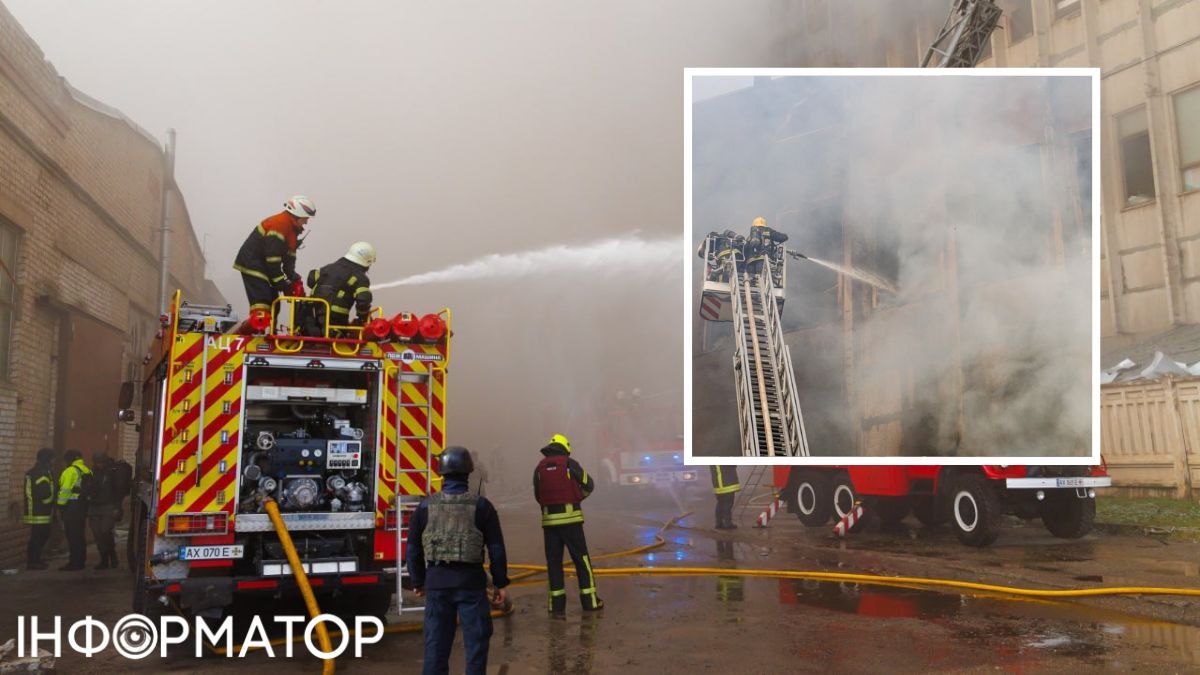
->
237 365 380 517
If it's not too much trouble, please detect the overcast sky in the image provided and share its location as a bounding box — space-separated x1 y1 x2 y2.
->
3 1 793 459
5 1 781 306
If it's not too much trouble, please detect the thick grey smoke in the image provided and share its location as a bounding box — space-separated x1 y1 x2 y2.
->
692 75 1092 458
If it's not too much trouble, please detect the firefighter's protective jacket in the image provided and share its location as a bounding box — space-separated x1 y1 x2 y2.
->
745 226 789 263
534 443 594 526
406 477 510 591
233 212 303 291
710 465 740 495
307 257 373 321
57 459 92 506
24 463 54 525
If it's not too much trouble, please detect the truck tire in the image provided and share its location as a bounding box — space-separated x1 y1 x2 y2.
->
912 496 946 527
793 470 833 527
947 474 1002 547
1040 493 1096 539
831 474 868 532
874 496 912 525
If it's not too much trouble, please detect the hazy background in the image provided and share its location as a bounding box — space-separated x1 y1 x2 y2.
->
3 0 810 484
692 75 1093 457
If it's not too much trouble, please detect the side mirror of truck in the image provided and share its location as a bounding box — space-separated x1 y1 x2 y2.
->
118 381 135 410
117 409 136 424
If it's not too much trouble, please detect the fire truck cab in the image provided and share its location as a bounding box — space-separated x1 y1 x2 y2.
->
594 391 698 489
776 464 1112 547
124 293 449 617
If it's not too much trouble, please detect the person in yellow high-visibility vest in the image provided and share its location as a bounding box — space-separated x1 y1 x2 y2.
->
710 465 740 529
56 449 92 571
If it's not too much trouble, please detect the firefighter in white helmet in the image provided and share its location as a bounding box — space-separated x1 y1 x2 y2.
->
302 241 376 337
233 196 316 317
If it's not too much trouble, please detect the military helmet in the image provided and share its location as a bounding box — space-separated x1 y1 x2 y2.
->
437 446 474 475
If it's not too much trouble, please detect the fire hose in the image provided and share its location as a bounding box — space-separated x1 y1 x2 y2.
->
203 508 1200 669
264 498 336 675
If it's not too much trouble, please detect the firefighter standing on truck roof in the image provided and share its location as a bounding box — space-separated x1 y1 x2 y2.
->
23 448 56 570
406 446 509 675
534 433 604 613
233 195 316 316
302 241 376 337
56 449 92 571
710 465 740 529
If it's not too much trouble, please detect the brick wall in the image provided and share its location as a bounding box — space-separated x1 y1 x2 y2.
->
0 2 223 565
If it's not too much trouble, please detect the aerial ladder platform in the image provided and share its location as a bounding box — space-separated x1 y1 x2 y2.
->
698 235 809 458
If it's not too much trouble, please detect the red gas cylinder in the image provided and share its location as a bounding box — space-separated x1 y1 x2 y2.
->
367 318 392 340
235 309 272 335
418 313 446 340
392 312 419 339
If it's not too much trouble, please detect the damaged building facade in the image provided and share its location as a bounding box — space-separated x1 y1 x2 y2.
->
693 75 1091 459
749 0 1200 494
0 4 222 564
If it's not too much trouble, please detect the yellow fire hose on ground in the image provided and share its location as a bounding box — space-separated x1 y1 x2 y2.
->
208 507 1200 671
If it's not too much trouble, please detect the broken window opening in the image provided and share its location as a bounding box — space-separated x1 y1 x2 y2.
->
1117 108 1156 207
1175 85 1200 192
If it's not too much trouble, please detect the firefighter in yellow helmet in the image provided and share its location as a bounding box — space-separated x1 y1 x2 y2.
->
744 216 788 280
710 465 740 529
533 433 603 613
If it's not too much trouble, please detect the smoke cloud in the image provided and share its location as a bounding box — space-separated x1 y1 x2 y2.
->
692 75 1092 459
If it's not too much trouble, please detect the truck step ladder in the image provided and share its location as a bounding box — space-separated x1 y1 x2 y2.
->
726 255 810 458
395 371 436 616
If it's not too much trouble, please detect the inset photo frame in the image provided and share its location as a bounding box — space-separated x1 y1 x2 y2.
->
684 68 1100 465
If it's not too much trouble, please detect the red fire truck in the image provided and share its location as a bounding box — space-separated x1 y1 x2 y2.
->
122 292 448 617
593 391 699 489
775 464 1111 547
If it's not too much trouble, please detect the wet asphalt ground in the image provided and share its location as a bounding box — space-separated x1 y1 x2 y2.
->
1 486 1198 673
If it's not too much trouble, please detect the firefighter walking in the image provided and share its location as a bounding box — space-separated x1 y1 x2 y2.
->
56 449 92 571
302 241 376 337
710 465 740 529
233 195 316 316
534 433 604 613
23 448 56 570
406 446 509 675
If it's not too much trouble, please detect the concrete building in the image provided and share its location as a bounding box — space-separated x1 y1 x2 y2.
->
0 3 222 563
755 0 1200 493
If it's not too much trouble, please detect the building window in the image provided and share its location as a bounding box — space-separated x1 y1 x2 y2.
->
1176 85 1200 192
0 219 18 380
1117 108 1156 207
1003 0 1033 42
1054 0 1081 20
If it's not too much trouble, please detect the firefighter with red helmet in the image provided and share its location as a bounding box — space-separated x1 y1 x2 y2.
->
533 433 603 613
233 195 315 317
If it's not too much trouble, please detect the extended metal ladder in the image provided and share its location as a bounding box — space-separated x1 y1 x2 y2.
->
394 370 436 617
921 0 1003 68
726 255 810 458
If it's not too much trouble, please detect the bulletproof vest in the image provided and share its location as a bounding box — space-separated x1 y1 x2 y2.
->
421 491 485 564
535 455 584 506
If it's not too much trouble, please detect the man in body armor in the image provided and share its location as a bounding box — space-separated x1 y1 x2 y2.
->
406 446 509 675
533 433 604 613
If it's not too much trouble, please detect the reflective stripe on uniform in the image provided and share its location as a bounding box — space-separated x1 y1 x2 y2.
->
712 466 740 495
541 503 584 526
354 287 370 296
330 306 351 315
265 256 283 263
24 475 52 525
233 264 271 281
266 230 287 242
